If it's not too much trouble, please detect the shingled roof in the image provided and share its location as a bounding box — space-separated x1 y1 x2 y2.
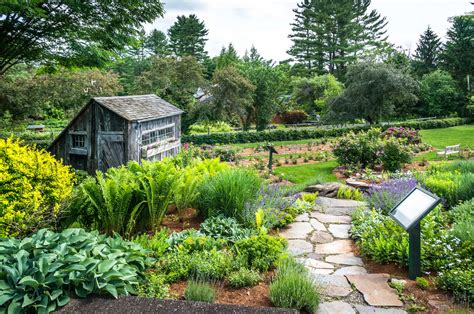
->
94 94 183 121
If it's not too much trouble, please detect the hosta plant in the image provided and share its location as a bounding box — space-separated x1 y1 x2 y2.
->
0 228 152 314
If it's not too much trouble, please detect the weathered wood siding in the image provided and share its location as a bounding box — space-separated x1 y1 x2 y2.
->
49 101 182 174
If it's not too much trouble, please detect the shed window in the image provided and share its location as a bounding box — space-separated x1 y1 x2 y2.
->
72 135 86 148
142 126 175 146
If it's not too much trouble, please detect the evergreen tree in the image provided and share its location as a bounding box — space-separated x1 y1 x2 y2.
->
168 14 209 62
287 0 323 76
412 26 442 77
441 14 474 90
287 0 388 78
145 29 170 57
215 43 240 69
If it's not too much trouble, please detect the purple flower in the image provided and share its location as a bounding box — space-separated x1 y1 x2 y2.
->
367 178 417 213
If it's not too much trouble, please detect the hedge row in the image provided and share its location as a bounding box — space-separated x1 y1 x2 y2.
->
182 118 472 145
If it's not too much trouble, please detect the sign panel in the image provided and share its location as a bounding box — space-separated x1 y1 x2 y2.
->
389 187 441 231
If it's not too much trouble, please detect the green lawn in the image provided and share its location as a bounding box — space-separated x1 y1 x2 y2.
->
273 160 339 188
415 125 474 161
420 125 474 149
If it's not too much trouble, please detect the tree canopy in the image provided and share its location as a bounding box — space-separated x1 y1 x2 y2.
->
412 26 442 77
0 0 164 74
168 14 209 62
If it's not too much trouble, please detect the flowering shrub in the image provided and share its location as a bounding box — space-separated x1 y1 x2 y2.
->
277 110 309 125
0 138 75 237
382 127 421 144
333 128 412 171
366 178 418 213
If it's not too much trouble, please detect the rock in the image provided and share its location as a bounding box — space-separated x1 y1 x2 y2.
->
309 218 327 231
353 304 407 314
325 253 364 266
304 182 344 197
317 301 355 314
309 231 334 244
316 196 365 208
346 274 403 307
311 213 351 224
308 268 334 275
297 258 334 269
328 224 351 238
311 274 353 297
280 222 313 239
287 239 313 256
315 240 353 255
294 213 309 222
333 266 367 275
323 206 356 216
346 178 374 190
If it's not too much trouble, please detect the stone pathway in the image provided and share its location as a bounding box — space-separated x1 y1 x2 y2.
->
280 196 407 314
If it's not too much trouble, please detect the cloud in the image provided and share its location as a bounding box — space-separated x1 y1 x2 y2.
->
163 0 205 12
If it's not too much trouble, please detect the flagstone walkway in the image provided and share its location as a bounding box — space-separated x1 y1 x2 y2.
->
280 196 407 314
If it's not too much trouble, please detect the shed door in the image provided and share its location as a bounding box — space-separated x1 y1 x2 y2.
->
98 133 125 172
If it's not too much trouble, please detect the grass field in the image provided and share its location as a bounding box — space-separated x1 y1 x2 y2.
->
420 125 474 149
273 160 339 187
415 125 474 161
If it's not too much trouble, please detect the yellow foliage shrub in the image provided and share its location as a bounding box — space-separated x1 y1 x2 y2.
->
0 138 74 237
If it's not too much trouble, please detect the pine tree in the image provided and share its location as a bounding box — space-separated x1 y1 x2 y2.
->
412 26 442 77
145 29 170 57
442 14 474 89
215 43 240 69
287 0 323 76
287 0 388 78
168 14 209 62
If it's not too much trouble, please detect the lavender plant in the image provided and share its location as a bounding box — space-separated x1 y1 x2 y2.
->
366 178 417 213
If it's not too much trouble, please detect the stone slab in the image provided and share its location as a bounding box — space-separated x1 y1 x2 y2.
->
297 258 334 269
353 304 407 314
323 206 356 216
311 274 353 297
308 268 334 275
328 224 351 238
346 274 403 307
325 253 364 266
315 240 353 255
310 218 327 231
287 239 313 256
333 266 367 276
310 231 334 244
280 222 313 239
311 213 351 224
316 196 366 208
317 301 355 314
294 213 309 222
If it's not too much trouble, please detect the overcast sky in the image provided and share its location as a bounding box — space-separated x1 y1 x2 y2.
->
145 0 473 62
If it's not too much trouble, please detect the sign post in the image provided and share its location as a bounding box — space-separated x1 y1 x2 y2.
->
265 145 278 173
389 186 441 280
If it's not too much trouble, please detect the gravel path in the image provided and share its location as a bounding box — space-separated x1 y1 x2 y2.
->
280 196 407 314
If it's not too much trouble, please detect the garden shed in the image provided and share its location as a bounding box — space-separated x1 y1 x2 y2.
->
49 94 183 174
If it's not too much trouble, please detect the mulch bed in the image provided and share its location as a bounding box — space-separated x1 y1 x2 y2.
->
57 297 296 314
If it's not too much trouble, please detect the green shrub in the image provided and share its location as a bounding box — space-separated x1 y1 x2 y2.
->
182 118 471 145
380 137 412 172
301 192 318 204
0 229 152 313
132 230 169 258
449 199 474 243
417 161 474 207
415 277 429 289
184 280 216 303
269 258 320 312
0 138 75 237
234 234 287 272
437 268 473 302
227 268 262 288
199 216 254 243
333 128 383 169
137 272 169 299
189 121 233 134
337 185 363 201
196 168 262 224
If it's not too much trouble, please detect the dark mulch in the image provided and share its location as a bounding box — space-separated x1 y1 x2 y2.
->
56 296 297 314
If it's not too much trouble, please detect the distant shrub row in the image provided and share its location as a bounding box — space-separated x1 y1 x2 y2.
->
182 118 471 145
